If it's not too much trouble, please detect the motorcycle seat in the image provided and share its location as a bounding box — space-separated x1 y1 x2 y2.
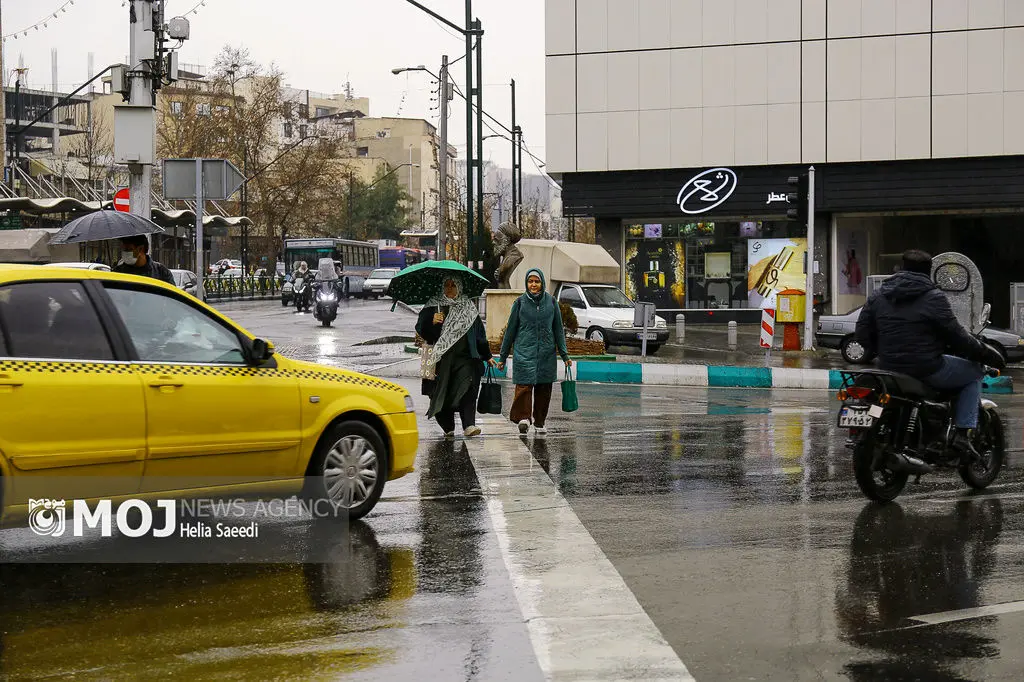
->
850 369 953 401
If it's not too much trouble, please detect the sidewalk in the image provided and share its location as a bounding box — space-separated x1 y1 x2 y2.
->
370 324 1015 394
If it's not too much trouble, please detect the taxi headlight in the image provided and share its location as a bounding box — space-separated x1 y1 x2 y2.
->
404 395 415 412
612 320 632 329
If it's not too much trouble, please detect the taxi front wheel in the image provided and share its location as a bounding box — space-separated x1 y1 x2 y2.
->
306 421 388 520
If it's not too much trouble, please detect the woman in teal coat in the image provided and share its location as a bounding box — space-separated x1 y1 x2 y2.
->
497 268 572 435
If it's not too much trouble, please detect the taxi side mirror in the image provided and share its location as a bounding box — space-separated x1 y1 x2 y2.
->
248 338 274 365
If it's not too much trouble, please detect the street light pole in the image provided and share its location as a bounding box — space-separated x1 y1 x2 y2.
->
510 78 517 227
474 18 484 269
438 55 449 260
464 1 475 269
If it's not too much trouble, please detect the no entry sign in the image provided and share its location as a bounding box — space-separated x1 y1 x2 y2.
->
113 187 130 212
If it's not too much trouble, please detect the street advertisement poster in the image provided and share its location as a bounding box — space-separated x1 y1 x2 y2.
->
838 227 866 295
625 239 686 309
704 252 731 280
747 238 807 308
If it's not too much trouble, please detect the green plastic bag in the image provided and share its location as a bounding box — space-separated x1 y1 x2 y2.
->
561 366 579 413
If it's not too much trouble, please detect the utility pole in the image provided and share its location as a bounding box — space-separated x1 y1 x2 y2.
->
474 18 484 269
804 166 816 351
0 0 5 180
464 1 475 269
515 125 523 226
127 0 158 221
437 55 449 260
510 78 517 227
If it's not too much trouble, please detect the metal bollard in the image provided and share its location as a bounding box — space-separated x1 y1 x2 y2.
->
727 320 738 350
675 314 685 342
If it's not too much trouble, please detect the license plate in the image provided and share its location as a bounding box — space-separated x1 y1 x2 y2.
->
637 332 658 340
838 407 875 428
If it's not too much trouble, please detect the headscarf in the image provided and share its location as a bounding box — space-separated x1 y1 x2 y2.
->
424 277 479 376
524 268 546 302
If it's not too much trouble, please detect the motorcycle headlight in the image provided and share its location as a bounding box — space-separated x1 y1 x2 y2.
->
612 320 632 329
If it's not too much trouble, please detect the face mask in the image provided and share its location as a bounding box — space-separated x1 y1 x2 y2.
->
121 250 137 265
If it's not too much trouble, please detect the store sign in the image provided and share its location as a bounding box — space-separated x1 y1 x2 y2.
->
676 168 738 215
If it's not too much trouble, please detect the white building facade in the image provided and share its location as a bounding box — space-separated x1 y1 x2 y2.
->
546 0 1024 327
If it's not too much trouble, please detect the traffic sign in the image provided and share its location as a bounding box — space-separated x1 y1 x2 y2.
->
162 158 246 200
113 187 130 212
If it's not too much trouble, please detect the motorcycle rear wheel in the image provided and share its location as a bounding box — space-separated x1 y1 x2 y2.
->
852 437 909 502
959 409 1004 489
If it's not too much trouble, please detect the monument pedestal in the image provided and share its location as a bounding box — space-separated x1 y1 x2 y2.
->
483 289 524 343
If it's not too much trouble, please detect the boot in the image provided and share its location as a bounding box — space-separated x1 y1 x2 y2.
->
952 428 981 463
885 452 934 475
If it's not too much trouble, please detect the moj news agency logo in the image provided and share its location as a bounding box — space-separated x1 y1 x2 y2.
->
28 498 66 536
28 498 176 538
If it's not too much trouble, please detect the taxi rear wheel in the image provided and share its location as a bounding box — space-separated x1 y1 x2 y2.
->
307 421 388 520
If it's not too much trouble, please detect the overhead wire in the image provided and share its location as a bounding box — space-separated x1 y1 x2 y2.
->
5 0 78 40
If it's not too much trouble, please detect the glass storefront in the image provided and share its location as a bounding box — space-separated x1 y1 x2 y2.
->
623 219 805 311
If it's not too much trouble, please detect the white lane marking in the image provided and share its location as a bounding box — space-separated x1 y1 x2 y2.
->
466 418 696 682
910 600 1024 625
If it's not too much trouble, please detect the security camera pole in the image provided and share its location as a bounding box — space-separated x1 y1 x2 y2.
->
125 0 159 221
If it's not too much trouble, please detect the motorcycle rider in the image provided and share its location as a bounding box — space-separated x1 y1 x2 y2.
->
855 249 1005 474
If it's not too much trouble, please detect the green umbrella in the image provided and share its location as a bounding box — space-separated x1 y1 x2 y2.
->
388 260 490 311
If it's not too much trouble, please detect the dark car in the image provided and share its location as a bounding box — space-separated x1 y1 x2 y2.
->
816 306 1024 364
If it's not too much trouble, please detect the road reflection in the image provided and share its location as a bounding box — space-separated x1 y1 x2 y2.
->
0 442 491 679
835 500 1004 680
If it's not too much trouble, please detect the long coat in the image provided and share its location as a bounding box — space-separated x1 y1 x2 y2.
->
499 268 570 385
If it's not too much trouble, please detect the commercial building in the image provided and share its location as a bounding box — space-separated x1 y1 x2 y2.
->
546 0 1024 326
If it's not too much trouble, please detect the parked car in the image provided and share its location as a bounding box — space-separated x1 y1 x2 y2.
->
362 268 400 299
49 262 111 272
0 265 419 522
556 283 669 353
170 269 203 298
817 306 1024 364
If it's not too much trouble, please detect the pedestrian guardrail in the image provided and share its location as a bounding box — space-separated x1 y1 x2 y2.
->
204 274 285 301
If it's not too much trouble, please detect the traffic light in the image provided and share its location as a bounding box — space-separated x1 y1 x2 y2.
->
786 173 809 225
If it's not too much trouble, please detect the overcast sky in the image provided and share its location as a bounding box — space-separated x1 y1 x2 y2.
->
3 0 547 172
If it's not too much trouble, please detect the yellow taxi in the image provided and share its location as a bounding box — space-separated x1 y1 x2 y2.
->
0 265 418 522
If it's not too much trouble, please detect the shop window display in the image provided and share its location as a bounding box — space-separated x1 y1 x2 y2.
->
625 220 804 311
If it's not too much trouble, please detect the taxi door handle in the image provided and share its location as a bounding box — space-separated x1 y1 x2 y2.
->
0 374 23 388
148 376 185 389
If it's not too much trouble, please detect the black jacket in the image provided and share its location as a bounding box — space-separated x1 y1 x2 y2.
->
855 270 989 378
415 306 491 396
113 256 176 286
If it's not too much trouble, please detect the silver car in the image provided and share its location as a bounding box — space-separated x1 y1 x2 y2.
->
817 307 1024 364
170 269 204 298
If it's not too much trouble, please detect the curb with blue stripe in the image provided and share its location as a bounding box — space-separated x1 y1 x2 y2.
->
377 358 1013 394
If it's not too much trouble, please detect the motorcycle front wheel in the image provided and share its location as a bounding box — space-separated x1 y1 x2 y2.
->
959 409 1005 489
852 435 909 502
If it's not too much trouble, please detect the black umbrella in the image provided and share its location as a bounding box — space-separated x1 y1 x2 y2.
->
49 209 165 245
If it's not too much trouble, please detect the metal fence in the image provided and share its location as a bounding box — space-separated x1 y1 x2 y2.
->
204 275 286 301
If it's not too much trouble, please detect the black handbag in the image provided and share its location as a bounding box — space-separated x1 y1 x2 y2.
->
477 366 503 414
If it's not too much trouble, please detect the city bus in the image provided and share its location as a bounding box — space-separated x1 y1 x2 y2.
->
378 246 430 269
283 238 379 296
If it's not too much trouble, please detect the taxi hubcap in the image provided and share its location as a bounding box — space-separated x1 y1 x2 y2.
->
324 436 378 509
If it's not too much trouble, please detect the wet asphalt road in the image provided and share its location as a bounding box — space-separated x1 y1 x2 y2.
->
4 299 1024 681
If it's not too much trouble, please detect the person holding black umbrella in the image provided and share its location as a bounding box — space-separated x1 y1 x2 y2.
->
416 277 497 439
114 234 175 285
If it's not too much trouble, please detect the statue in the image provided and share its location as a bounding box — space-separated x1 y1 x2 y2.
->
493 222 524 289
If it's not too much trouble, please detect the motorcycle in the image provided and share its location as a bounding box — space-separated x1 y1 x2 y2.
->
313 281 339 327
293 273 313 313
838 305 1005 502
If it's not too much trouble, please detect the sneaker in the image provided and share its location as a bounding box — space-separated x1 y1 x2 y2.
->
464 425 481 438
535 426 547 438
518 420 530 434
886 452 934 475
443 431 455 439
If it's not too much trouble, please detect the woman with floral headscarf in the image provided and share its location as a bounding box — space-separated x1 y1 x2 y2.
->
416 277 497 438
